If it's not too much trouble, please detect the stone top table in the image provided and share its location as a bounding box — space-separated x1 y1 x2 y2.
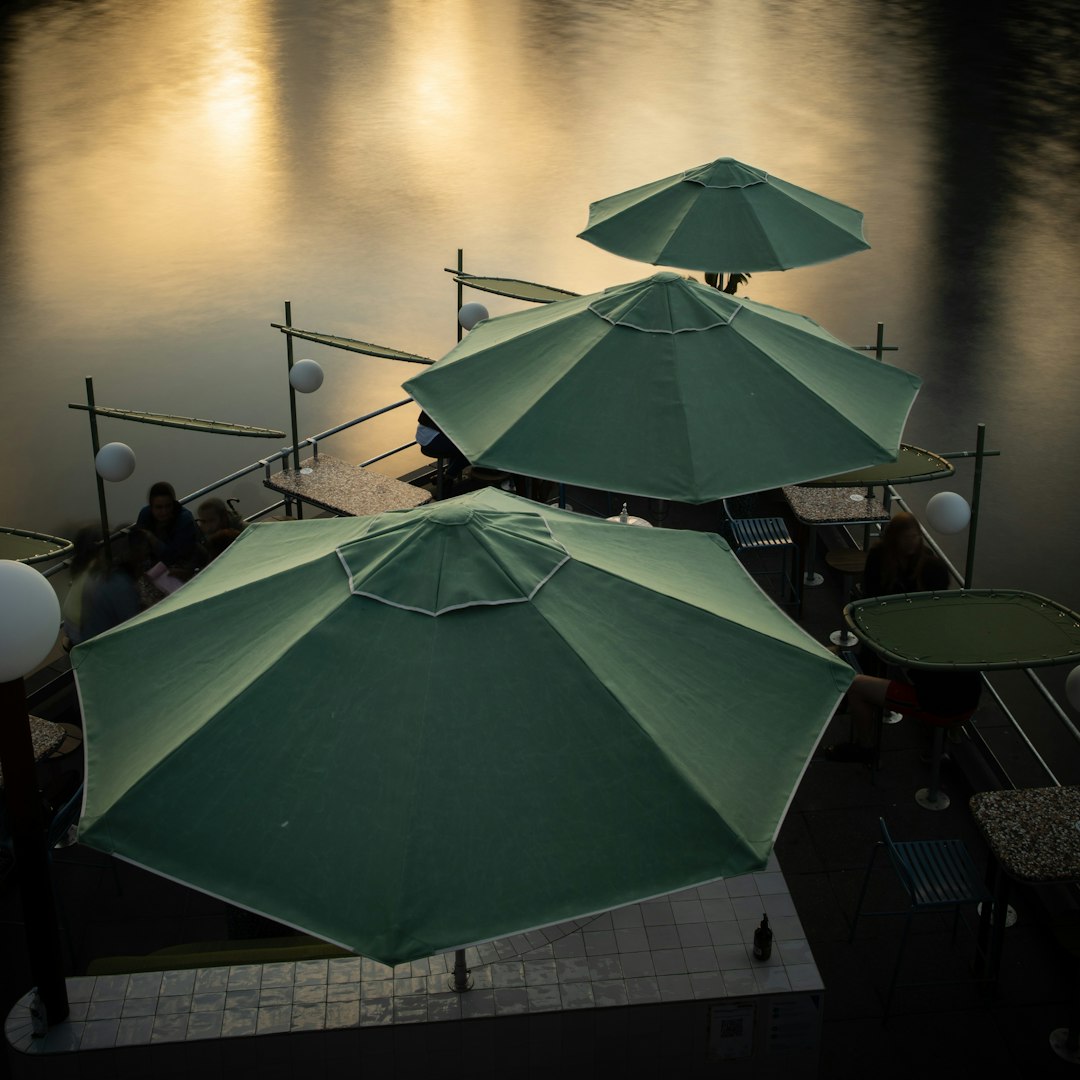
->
970 785 1080 882
781 485 891 527
781 485 891 602
970 785 1080 988
264 455 432 518
0 716 65 789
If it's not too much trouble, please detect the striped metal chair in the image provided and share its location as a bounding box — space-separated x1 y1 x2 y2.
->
721 495 799 614
850 817 991 1019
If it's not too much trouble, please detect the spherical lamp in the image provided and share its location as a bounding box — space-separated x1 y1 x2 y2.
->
925 491 971 534
1067 666 1080 713
458 303 489 331
0 561 61 682
289 359 324 394
94 442 136 483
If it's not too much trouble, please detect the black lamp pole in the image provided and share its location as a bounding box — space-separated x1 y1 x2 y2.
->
0 678 69 1026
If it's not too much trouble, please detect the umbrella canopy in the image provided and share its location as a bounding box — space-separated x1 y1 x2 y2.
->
74 489 852 966
404 272 920 503
578 156 870 273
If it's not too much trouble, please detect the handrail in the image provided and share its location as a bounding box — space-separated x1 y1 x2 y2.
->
42 397 424 578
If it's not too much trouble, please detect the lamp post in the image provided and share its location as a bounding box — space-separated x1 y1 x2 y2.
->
0 561 69 1028
82 377 137 563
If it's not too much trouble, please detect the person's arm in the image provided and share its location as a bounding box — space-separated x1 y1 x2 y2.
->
920 554 950 591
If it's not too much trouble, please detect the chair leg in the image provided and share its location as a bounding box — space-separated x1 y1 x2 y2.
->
884 913 913 1021
849 842 881 942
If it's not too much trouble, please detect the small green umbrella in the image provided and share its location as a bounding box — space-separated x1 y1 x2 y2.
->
404 272 920 503
73 489 851 966
578 156 870 274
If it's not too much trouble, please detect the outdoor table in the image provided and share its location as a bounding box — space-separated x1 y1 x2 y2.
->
969 786 1080 991
797 443 954 489
845 590 1080 809
263 455 432 518
781 485 890 611
0 528 73 566
0 717 65 790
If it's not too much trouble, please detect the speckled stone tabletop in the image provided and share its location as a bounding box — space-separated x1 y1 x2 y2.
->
782 485 891 526
264 456 432 517
0 716 65 788
969 786 1080 882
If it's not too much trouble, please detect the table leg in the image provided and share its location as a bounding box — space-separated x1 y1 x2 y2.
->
804 525 823 587
976 856 1009 992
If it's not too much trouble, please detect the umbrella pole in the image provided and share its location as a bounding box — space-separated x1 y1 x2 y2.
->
448 948 473 992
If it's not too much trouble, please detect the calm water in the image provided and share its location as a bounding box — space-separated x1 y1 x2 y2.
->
3 1 1080 615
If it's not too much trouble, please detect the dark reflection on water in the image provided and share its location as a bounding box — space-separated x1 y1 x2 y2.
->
2 1 1079 632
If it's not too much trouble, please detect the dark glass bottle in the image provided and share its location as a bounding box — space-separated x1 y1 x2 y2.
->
752 913 773 961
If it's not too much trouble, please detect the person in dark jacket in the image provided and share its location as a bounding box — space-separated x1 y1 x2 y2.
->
133 481 199 570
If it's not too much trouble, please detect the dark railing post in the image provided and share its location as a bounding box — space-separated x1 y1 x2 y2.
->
964 423 986 590
456 248 464 343
84 377 112 563
283 301 303 520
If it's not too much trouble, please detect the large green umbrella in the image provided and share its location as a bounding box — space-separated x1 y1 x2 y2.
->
404 272 920 503
578 156 870 274
73 489 851 966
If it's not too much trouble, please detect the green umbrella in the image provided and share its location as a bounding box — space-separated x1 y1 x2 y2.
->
404 272 920 503
578 156 870 274
73 489 851 966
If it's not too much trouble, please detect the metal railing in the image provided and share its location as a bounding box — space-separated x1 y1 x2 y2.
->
41 397 425 576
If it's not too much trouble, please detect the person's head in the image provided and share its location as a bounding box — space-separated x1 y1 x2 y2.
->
69 525 103 575
147 481 178 525
197 498 229 536
882 512 924 560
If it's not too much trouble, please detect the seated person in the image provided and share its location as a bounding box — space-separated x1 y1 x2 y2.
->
825 668 983 763
863 511 949 597
415 410 470 493
133 481 200 572
80 538 142 640
197 498 245 561
860 511 948 675
61 525 104 650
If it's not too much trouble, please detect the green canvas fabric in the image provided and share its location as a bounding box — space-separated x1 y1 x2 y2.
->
578 156 870 273
74 490 852 965
847 590 1080 671
404 273 921 503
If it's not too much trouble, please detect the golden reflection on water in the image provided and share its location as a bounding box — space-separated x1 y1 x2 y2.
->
4 0 1080 615
11 0 279 330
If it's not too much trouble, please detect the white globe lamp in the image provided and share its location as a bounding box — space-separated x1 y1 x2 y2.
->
95 442 136 483
289 359 324 394
925 491 971 535
0 561 61 682
458 303 489 331
1067 666 1080 713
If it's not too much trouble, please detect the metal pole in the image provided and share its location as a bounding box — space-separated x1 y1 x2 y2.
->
964 423 986 590
448 947 473 992
0 679 70 1027
874 322 885 361
284 301 303 519
84 378 112 563
456 248 464 343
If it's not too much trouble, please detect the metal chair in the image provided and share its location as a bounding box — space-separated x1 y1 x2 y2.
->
721 495 799 614
850 817 991 1019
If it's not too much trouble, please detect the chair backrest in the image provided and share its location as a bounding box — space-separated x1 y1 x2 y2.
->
722 495 759 521
878 817 917 896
